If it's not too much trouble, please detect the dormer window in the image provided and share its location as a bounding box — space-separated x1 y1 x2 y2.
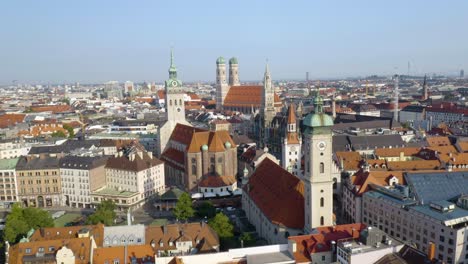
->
159 242 163 247
169 241 173 246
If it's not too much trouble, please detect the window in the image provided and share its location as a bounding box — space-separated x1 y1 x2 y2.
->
320 197 324 207
25 248 31 254
320 216 324 225
320 162 324 173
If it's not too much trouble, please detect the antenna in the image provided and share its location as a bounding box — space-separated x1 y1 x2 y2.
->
306 72 310 96
393 74 399 122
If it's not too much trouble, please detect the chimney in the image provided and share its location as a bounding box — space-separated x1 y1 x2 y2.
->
428 242 436 261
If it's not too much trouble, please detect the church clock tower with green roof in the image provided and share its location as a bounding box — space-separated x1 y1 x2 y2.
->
302 90 334 233
165 49 186 124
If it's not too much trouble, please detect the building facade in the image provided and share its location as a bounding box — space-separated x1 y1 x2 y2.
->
60 156 108 208
0 158 19 208
16 155 62 207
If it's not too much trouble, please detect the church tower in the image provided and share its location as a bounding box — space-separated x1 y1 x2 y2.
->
262 63 276 127
282 103 302 176
422 74 428 100
216 57 229 110
165 49 186 124
228 57 240 86
302 90 334 233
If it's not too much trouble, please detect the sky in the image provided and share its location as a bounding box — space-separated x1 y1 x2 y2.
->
1 0 467 84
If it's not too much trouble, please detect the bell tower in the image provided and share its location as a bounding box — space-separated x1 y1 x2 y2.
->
302 90 334 233
282 103 302 176
228 57 240 86
216 57 229 110
165 49 186 123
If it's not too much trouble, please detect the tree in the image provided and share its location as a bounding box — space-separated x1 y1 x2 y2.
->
86 200 116 226
51 130 66 138
173 192 194 222
208 212 234 239
239 232 255 247
196 201 216 219
4 204 53 243
62 124 75 138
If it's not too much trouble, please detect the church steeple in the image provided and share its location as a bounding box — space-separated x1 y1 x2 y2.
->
169 49 177 80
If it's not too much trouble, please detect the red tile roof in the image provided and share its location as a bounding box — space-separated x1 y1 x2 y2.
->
199 175 236 188
223 86 281 108
30 105 72 113
289 223 367 263
245 158 304 229
93 245 154 264
0 114 25 128
169 124 205 147
160 148 185 172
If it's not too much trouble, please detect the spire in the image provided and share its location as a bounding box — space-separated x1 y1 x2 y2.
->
169 48 177 79
287 102 297 125
422 74 428 100
264 60 270 79
314 81 324 114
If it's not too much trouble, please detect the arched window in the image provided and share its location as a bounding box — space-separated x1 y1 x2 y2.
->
175 99 177 106
191 165 196 175
320 197 324 207
320 162 324 173
169 100 172 106
179 99 182 105
320 216 324 226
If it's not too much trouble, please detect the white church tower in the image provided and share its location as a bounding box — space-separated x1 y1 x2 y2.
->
165 49 186 123
282 102 302 176
302 90 334 233
157 49 191 156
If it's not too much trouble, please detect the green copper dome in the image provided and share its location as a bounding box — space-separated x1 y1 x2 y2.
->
229 57 238 65
216 57 225 64
303 92 333 128
303 112 334 127
201 144 208 151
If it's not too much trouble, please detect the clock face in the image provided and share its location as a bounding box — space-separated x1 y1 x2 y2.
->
177 108 181 112
171 80 178 87
317 141 326 151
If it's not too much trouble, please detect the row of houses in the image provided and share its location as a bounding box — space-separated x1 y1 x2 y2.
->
0 141 165 210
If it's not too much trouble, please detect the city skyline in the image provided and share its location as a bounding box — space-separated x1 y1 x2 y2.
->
1 0 468 84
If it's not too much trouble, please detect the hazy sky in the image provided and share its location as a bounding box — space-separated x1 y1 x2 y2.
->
1 0 467 84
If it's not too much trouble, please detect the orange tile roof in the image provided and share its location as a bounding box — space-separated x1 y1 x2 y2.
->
160 148 185 171
289 223 367 263
199 175 236 188
30 105 72 113
168 124 205 147
0 113 25 128
93 245 154 264
18 124 68 137
386 160 441 170
8 237 92 264
438 152 468 165
223 86 281 107
244 158 304 229
350 170 406 196
286 131 300 144
458 141 468 152
427 145 458 155
374 147 421 158
157 90 165 99
335 151 362 170
426 136 451 147
145 223 219 254
186 130 236 153
29 224 104 246
287 103 296 124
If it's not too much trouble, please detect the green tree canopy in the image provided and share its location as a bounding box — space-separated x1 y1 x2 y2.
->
86 200 116 226
239 232 255 247
51 130 66 138
196 201 216 219
4 204 54 243
208 212 234 239
62 124 75 138
173 192 194 221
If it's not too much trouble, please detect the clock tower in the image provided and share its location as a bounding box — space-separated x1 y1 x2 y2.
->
302 90 334 233
165 49 186 123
